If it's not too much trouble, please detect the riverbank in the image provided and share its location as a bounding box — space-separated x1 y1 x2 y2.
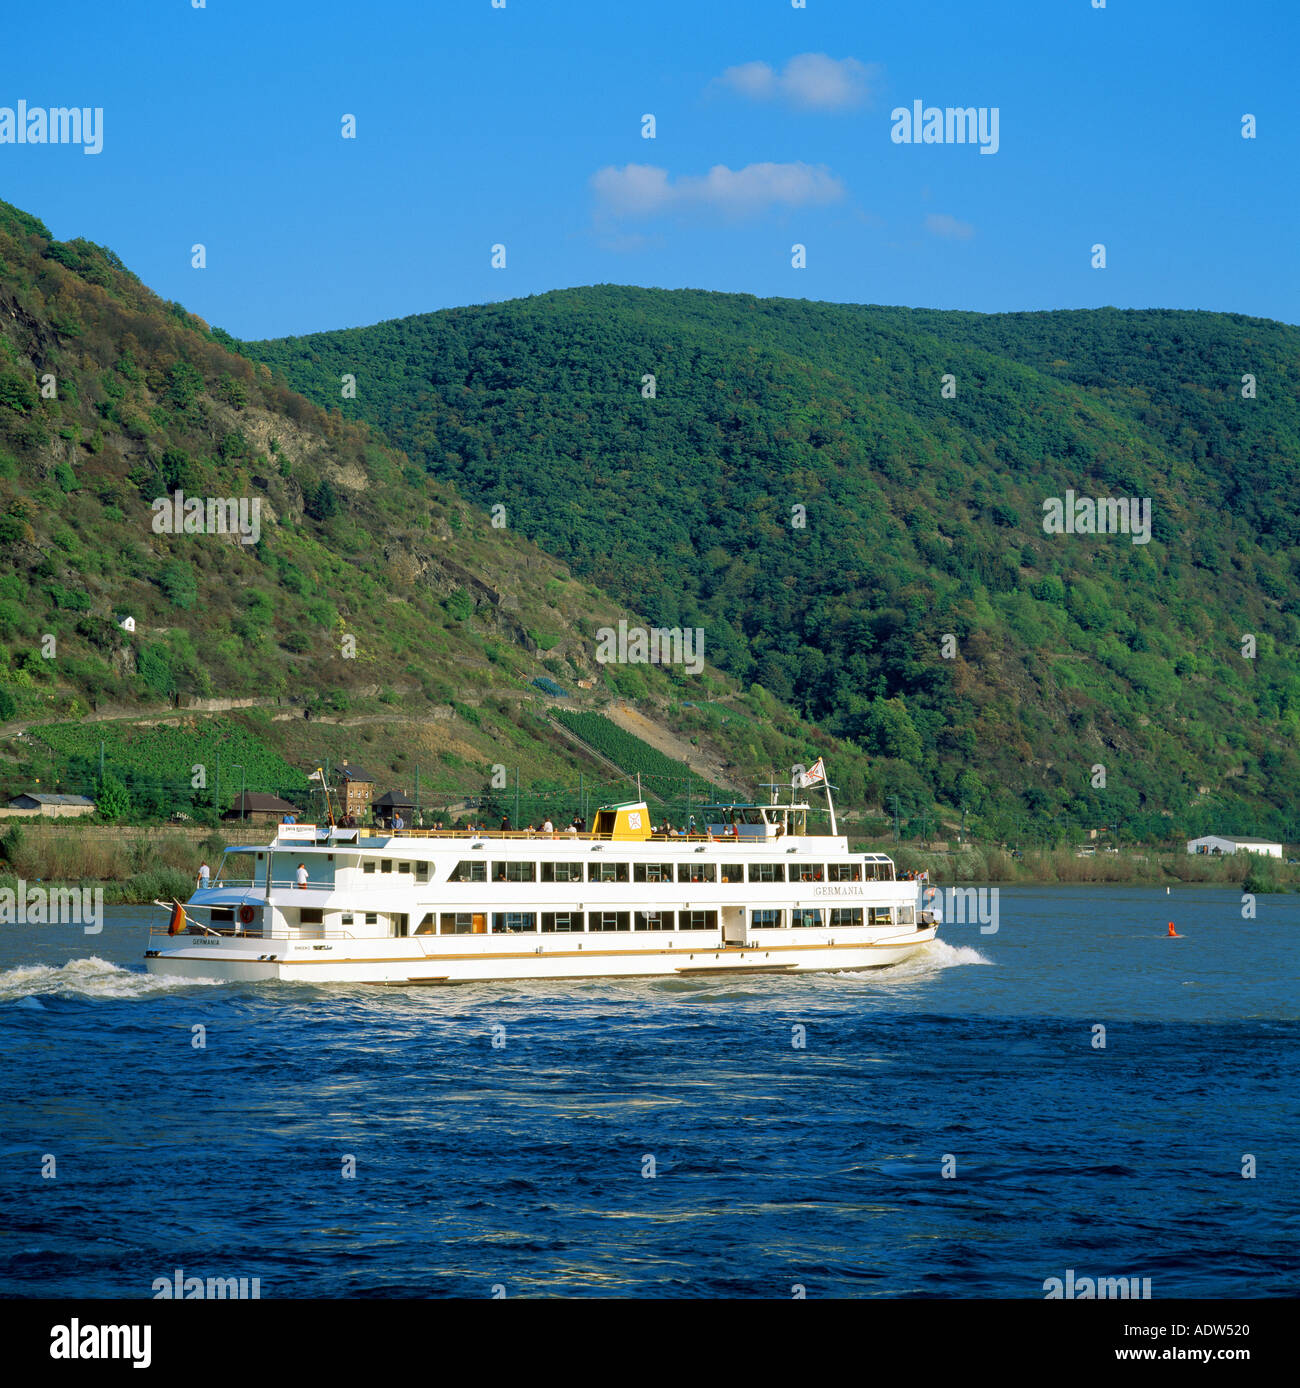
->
0 823 220 904
2 824 1293 902
863 841 1296 892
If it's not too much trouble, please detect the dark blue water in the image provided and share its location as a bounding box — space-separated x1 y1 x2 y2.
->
1 886 1296 1298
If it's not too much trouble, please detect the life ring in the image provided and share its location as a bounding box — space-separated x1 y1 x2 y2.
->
238 904 256 926
924 887 936 902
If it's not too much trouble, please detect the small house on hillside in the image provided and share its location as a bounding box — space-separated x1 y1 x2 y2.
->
226 792 302 825
337 761 376 820
6 792 96 819
372 790 414 829
1186 835 1282 859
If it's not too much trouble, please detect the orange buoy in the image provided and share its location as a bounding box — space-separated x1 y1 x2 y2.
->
1167 921 1181 938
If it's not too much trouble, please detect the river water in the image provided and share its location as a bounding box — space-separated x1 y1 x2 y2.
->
0 886 1295 1297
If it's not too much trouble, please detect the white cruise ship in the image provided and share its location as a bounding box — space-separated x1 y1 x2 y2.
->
144 783 940 984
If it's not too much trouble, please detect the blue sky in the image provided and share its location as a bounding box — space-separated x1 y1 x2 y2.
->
2 0 1296 338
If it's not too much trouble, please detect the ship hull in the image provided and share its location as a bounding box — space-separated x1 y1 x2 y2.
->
144 927 937 985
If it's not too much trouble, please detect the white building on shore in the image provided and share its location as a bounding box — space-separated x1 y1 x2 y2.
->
1186 835 1282 859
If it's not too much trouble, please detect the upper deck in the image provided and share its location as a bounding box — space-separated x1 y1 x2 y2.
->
266 797 834 851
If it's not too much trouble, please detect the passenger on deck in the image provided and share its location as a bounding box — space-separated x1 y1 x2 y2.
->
295 863 308 889
197 861 210 890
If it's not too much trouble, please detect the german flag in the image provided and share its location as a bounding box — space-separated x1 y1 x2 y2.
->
167 900 187 935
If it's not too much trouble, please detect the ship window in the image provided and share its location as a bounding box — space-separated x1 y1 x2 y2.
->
719 864 744 884
542 912 584 933
898 906 915 924
415 862 428 882
440 912 475 935
633 863 675 883
363 861 376 874
748 863 785 883
381 860 393 874
341 913 354 925
541 861 584 883
398 862 410 874
210 908 234 923
364 912 378 925
791 908 823 928
751 909 782 928
492 912 537 934
830 908 863 926
588 911 631 932
587 861 629 883
869 907 894 926
677 910 717 931
493 861 536 883
414 913 435 935
828 863 861 882
450 860 486 883
677 863 716 883
634 910 671 931
300 909 323 925
796 864 826 882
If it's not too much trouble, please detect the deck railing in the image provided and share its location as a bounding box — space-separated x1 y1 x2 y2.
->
150 923 358 940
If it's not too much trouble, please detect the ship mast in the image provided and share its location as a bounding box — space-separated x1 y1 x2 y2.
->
824 780 838 836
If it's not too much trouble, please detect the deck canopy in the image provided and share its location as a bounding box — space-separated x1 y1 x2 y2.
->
591 801 652 841
701 801 809 840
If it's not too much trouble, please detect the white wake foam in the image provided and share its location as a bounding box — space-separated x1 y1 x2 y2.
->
0 956 223 1002
922 938 994 968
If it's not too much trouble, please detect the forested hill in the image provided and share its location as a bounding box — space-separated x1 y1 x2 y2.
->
0 201 832 817
245 287 1300 841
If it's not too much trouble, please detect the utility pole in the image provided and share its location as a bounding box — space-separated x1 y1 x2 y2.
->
231 764 245 822
215 752 221 819
887 795 901 841
414 765 420 824
99 740 105 786
514 767 520 828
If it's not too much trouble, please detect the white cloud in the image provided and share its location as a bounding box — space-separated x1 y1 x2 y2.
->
925 213 975 240
717 53 877 110
591 162 846 220
719 60 776 101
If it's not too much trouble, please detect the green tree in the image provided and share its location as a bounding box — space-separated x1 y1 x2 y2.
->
97 773 132 822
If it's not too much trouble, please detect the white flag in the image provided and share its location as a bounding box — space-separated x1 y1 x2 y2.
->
802 757 827 788
307 768 324 782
